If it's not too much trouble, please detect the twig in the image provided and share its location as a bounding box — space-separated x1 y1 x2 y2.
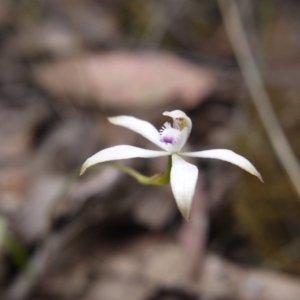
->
217 0 300 199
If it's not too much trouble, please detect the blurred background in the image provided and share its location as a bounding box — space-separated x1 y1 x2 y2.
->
1 0 300 299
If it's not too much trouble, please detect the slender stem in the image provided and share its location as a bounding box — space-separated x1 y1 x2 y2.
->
218 0 300 199
108 155 172 186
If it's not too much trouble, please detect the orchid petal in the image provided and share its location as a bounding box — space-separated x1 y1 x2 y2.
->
163 110 192 137
182 149 263 181
171 155 198 220
108 116 164 149
81 145 167 175
172 127 189 152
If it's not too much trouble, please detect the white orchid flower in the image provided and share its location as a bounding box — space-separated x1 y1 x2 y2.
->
81 110 262 220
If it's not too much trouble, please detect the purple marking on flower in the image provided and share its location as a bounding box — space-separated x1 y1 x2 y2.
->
159 122 180 146
160 135 175 145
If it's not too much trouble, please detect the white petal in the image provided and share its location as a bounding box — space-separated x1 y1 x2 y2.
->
172 127 189 152
163 110 192 137
81 145 167 175
159 123 188 153
181 149 263 181
171 155 198 220
108 116 163 149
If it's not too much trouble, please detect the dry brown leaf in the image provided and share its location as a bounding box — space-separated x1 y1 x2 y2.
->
33 52 215 111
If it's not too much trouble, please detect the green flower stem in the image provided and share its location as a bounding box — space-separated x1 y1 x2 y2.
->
104 155 172 186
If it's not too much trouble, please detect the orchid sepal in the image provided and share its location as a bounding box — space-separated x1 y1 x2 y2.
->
80 145 167 176
80 156 172 186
